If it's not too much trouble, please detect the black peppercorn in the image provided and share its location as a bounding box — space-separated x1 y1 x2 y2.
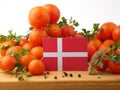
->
69 73 73 77
54 76 57 79
63 72 68 76
78 74 81 78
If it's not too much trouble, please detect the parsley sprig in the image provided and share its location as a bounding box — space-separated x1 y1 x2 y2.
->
8 48 30 60
82 23 100 40
89 40 120 75
89 49 106 75
57 17 79 28
13 62 32 81
0 30 24 44
8 49 31 81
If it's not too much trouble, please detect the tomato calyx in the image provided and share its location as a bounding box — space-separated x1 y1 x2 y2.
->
82 23 100 40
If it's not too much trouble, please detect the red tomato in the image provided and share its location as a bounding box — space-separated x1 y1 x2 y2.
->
43 4 60 24
89 39 102 49
28 6 50 28
98 44 111 53
87 43 97 62
19 39 28 46
28 59 45 75
61 25 75 37
30 46 43 59
29 28 48 46
112 25 120 41
99 22 116 40
102 39 115 47
22 42 33 50
46 24 61 37
19 53 37 68
108 61 120 74
0 55 17 71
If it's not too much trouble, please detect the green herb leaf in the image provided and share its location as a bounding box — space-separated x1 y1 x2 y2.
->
13 62 32 81
8 49 30 60
1 45 11 50
57 17 79 28
82 23 100 40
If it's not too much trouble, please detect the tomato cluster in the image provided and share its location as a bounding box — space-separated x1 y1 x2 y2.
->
88 22 120 74
0 38 45 75
0 3 81 80
28 4 81 46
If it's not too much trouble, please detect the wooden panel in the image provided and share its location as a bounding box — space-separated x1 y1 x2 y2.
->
0 71 120 90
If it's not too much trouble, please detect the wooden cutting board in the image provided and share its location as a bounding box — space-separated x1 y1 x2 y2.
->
0 70 120 90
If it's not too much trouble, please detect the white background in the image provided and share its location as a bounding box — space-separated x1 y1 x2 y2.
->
0 0 120 35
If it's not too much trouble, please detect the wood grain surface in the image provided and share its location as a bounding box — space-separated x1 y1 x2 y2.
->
0 70 120 90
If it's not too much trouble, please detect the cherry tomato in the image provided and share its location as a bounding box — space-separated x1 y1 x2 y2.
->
108 61 120 74
43 4 60 24
102 39 116 47
112 25 120 41
89 39 102 49
61 25 75 37
19 53 37 68
0 55 17 71
46 24 61 37
28 6 50 28
28 59 45 75
19 39 28 46
98 44 111 53
30 46 43 59
88 43 97 62
29 28 48 46
100 22 116 40
22 42 33 50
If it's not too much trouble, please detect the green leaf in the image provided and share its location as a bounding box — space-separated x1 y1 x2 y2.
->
13 62 31 81
18 76 24 81
57 16 79 28
116 40 120 48
20 49 30 55
97 61 103 68
89 65 97 75
8 48 30 60
1 45 11 50
82 23 100 40
0 35 7 42
8 50 21 60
